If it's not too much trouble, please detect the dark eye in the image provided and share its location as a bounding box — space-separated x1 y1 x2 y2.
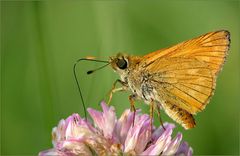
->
116 58 127 69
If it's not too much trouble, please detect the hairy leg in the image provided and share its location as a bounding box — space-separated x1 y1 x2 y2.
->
129 94 137 126
107 79 127 105
156 104 166 130
149 100 154 133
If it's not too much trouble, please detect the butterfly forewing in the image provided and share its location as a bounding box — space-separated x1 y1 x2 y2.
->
143 30 230 75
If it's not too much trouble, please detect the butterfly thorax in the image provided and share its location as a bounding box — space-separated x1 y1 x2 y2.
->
110 53 158 104
129 72 156 102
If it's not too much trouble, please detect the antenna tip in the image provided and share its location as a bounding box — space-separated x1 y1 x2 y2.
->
87 70 93 74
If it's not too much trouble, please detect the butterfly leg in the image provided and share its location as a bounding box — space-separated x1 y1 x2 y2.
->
149 100 154 133
156 104 166 130
107 79 127 105
108 87 125 105
129 94 137 126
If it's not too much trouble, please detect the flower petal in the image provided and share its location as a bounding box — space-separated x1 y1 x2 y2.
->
141 124 173 155
87 108 103 130
176 141 193 156
61 141 93 156
38 148 65 156
114 109 134 144
151 123 175 143
101 102 116 138
162 133 182 155
135 119 151 154
52 119 67 147
124 113 149 153
88 102 117 139
64 114 96 141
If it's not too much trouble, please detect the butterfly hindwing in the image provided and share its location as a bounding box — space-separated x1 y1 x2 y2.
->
148 57 215 114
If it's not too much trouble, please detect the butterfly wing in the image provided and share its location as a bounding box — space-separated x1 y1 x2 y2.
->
143 30 230 75
149 57 215 114
142 30 230 117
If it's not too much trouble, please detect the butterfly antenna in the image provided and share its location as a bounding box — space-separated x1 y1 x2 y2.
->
73 58 109 120
87 63 110 75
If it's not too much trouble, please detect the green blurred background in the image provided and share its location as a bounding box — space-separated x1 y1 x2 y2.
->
1 1 239 155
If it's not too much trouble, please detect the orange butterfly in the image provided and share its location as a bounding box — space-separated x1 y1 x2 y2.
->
108 30 230 129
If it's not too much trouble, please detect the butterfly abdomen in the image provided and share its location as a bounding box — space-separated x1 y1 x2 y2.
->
162 102 196 129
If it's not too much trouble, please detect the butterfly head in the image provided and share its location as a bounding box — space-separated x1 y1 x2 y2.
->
109 53 129 72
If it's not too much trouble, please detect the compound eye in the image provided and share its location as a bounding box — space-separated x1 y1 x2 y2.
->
116 58 127 69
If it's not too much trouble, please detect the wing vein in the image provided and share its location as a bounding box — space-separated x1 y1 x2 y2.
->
179 83 210 96
194 55 225 58
201 44 229 48
162 67 210 73
152 79 204 107
187 82 213 89
158 73 212 79
189 50 226 55
166 83 204 106
200 37 228 45
199 31 222 42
